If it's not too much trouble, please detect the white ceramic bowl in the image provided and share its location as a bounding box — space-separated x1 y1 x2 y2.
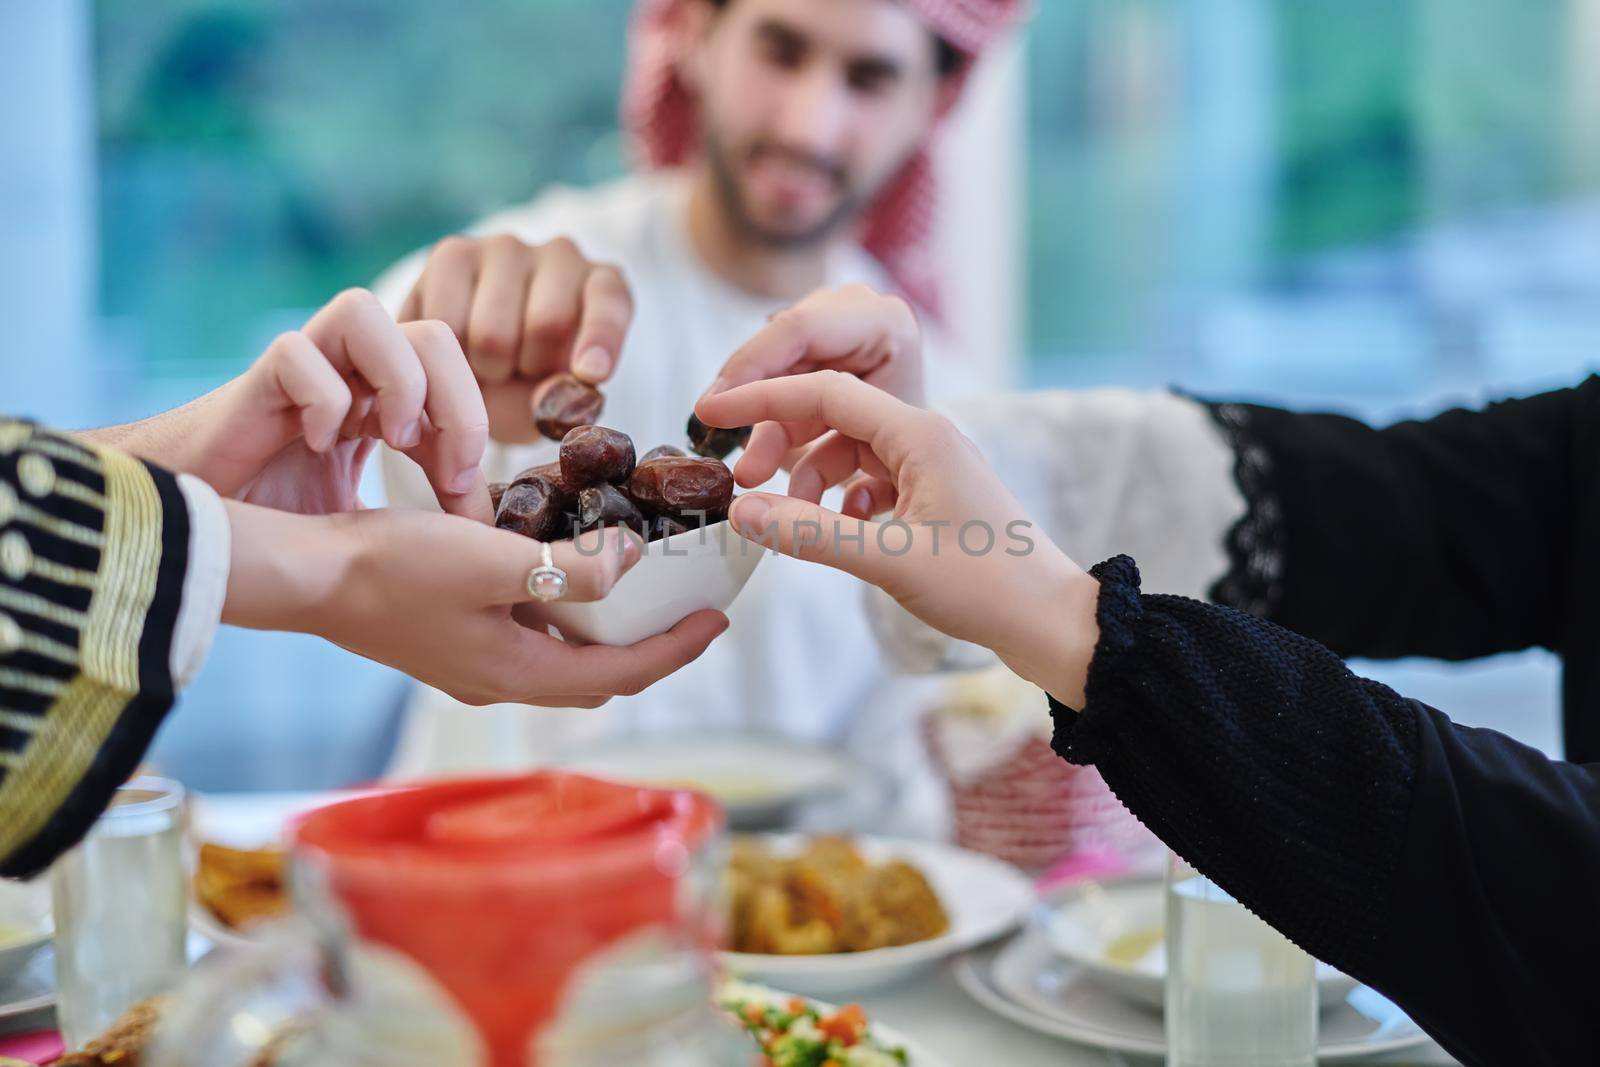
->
1035 876 1357 1010
528 520 764 646
0 878 51 986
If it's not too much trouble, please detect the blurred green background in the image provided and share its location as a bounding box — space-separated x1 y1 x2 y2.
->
93 0 1600 382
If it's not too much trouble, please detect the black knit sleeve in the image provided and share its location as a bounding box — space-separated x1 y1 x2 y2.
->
1054 556 1600 1067
1200 379 1590 661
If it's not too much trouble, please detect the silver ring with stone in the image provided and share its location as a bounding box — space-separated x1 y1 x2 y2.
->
527 541 568 602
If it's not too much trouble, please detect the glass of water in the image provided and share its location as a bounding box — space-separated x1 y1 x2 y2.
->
1165 852 1316 1067
50 776 188 1048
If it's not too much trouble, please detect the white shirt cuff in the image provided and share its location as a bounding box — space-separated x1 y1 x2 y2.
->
172 473 230 689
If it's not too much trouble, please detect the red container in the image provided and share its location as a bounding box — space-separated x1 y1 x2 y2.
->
292 773 723 1067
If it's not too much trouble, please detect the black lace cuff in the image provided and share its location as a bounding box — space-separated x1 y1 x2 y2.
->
1203 402 1284 616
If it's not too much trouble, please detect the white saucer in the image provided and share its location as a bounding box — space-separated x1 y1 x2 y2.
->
954 929 1430 1060
1034 876 1357 1010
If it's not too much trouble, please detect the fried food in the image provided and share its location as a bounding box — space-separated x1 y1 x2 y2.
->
48 995 168 1066
49 996 292 1067
194 841 288 930
727 836 949 955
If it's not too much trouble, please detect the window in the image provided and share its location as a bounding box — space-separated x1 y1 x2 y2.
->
95 0 632 390
1024 0 1600 407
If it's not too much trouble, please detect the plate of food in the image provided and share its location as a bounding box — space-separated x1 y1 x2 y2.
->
563 737 853 830
719 980 948 1067
1034 875 1359 1010
719 834 1034 997
190 840 289 951
186 791 371 948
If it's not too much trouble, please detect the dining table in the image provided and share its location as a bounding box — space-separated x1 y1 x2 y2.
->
859 967 1460 1066
0 962 1468 1066
0 790 1465 1066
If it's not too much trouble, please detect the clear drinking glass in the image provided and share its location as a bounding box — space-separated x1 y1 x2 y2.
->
144 916 490 1067
50 776 188 1048
1165 852 1316 1067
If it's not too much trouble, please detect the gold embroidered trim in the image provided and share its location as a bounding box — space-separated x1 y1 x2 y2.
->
19 434 95 469
78 449 160 692
0 670 63 699
0 677 129 856
52 478 108 511
16 455 54 499
29 556 96 590
17 631 77 667
14 500 104 549
0 586 87 630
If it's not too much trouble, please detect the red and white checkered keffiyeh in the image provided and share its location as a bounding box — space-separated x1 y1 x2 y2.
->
622 0 1028 319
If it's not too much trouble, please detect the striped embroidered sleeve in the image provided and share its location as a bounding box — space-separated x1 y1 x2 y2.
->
0 418 197 878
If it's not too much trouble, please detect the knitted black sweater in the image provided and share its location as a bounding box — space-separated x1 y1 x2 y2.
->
1052 556 1599 1067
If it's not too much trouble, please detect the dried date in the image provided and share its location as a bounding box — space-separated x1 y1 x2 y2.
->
577 483 647 535
533 374 605 441
686 413 751 460
560 426 636 486
626 457 734 519
640 444 687 462
495 481 565 542
510 462 578 510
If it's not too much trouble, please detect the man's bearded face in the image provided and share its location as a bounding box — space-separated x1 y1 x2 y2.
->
693 0 945 248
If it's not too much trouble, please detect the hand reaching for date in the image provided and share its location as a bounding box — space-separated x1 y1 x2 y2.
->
696 371 1099 708
398 234 633 443
86 289 493 522
699 284 926 485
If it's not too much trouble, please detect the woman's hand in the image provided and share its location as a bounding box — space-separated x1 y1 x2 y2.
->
699 284 926 481
398 234 633 443
695 371 1099 706
89 289 494 522
222 502 728 708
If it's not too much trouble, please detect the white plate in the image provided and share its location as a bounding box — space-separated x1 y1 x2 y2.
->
719 835 1034 998
0 879 51 988
189 790 375 848
1035 876 1357 1010
563 737 852 830
188 899 259 953
187 791 373 949
954 929 1429 1060
0 943 53 1024
533 520 764 646
724 982 950 1067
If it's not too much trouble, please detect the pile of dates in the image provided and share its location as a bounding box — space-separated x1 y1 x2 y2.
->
489 374 750 544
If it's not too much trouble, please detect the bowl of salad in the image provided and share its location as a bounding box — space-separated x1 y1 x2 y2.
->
720 981 942 1067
